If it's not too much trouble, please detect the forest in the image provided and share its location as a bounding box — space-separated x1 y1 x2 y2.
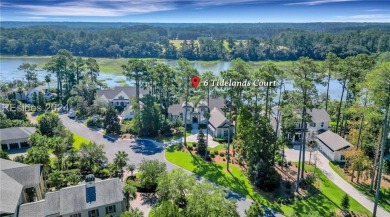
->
1 22 390 61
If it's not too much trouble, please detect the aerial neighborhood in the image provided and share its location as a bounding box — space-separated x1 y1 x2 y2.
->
1 20 390 217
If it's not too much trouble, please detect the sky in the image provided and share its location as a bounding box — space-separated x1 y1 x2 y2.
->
1 0 390 23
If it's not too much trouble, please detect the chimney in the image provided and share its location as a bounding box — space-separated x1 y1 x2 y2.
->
85 174 96 203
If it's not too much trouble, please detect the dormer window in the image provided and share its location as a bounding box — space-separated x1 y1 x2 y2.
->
118 96 124 100
321 122 324 127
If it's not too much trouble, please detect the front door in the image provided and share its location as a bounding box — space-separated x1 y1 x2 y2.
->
192 116 198 123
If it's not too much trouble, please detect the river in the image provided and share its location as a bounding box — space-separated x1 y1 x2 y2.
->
0 58 342 100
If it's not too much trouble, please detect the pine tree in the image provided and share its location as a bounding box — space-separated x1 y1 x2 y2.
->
197 129 206 156
32 92 38 106
341 194 350 211
104 105 120 135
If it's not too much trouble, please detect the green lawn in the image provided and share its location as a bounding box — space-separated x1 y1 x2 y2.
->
329 162 390 213
165 147 371 216
73 133 90 150
284 164 372 216
208 144 225 152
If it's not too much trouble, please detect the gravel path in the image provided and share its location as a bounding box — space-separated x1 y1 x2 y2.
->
284 146 389 217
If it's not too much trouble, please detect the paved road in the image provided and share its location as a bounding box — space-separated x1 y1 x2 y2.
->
59 114 284 217
285 146 389 217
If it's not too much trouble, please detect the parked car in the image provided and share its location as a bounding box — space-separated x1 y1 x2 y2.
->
68 108 75 119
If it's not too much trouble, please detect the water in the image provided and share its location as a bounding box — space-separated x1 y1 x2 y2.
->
0 58 341 99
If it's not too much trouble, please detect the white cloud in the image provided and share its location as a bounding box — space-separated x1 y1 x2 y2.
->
285 0 358 6
334 14 390 22
6 0 176 16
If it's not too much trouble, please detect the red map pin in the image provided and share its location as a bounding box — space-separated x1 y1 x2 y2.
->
191 75 200 89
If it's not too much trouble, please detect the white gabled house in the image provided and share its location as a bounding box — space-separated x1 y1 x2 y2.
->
10 85 53 103
96 86 149 120
316 130 354 162
271 107 331 143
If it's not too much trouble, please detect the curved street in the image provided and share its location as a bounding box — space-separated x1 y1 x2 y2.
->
59 114 268 217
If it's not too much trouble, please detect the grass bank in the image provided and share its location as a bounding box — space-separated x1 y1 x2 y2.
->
165 147 371 216
73 133 90 150
329 162 390 213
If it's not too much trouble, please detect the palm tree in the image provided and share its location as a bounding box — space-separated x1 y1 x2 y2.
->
0 83 9 97
123 180 137 210
126 163 136 177
45 74 51 91
113 151 129 181
120 208 144 217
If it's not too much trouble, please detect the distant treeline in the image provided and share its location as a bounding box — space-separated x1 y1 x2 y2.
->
1 23 390 61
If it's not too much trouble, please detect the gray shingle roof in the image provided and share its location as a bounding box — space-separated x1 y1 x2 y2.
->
44 191 60 216
168 103 182 116
209 107 228 128
301 109 331 123
18 178 124 217
316 130 353 152
96 86 150 100
2 164 41 188
19 201 45 217
168 96 225 117
0 159 41 214
0 127 36 143
0 172 23 214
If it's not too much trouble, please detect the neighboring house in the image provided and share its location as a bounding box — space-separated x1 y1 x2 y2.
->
0 127 36 150
10 86 52 103
0 159 45 217
316 130 353 162
18 175 125 217
271 107 331 143
96 86 149 120
168 97 234 139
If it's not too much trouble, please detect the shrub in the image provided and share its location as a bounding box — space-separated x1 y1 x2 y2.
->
193 143 197 147
187 145 193 151
219 152 225 157
222 158 226 161
205 156 212 161
210 153 215 158
303 173 316 185
213 150 219 155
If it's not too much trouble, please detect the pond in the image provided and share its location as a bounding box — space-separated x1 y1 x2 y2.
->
0 58 342 100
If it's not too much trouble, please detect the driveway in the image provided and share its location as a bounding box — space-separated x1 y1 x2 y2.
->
186 128 220 148
285 146 389 217
59 114 283 217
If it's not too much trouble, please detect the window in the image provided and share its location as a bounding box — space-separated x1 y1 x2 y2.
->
88 209 99 217
105 205 116 215
310 122 316 127
341 155 345 161
321 122 324 127
223 129 229 137
70 214 81 217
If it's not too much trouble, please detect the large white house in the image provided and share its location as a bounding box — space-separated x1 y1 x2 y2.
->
168 97 234 139
10 85 53 103
271 107 331 143
96 86 149 120
316 130 354 162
